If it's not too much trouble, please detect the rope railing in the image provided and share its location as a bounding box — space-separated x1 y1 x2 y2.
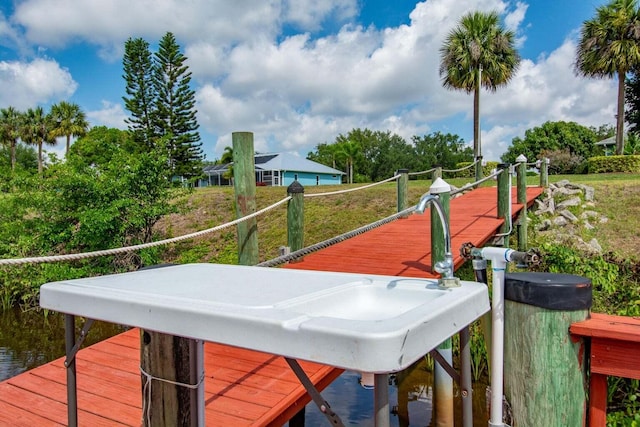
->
0 196 292 266
450 167 505 196
441 159 479 174
257 206 417 267
408 167 436 177
303 174 400 198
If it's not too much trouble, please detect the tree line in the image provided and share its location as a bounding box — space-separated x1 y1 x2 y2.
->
0 102 88 174
307 129 474 183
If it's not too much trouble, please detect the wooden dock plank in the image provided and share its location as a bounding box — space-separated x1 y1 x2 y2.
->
0 185 543 426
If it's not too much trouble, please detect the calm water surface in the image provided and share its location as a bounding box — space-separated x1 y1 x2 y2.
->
0 308 488 426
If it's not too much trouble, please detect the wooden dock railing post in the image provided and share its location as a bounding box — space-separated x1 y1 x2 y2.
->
429 178 454 426
475 156 483 188
432 165 442 181
233 131 259 266
396 169 409 214
540 157 549 188
287 181 304 253
516 155 528 251
497 163 511 245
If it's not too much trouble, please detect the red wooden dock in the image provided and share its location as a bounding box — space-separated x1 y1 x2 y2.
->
570 313 640 426
0 186 543 426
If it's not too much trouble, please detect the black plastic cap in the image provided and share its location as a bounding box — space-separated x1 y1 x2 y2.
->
287 181 304 194
505 272 592 311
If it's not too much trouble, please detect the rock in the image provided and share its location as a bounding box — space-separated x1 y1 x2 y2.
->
581 185 595 201
599 216 609 224
554 187 583 197
535 219 552 231
547 197 555 214
534 199 547 213
557 197 581 209
555 179 571 188
583 220 595 230
588 238 603 253
580 211 599 220
553 216 568 227
559 210 578 223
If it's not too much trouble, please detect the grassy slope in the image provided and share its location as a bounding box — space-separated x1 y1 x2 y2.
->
155 173 640 265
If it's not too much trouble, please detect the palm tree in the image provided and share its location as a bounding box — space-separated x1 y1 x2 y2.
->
576 0 640 155
439 11 520 180
219 146 234 181
49 101 89 157
337 140 361 184
22 107 55 174
0 107 23 171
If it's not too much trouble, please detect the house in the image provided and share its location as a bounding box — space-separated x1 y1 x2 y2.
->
198 152 345 187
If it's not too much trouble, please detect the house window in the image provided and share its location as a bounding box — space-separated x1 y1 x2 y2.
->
294 173 298 181
316 175 319 185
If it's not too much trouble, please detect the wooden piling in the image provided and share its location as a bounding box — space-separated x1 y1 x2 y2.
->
287 181 304 253
497 164 510 244
475 156 483 188
504 273 591 427
396 169 409 214
232 132 259 266
540 157 549 188
140 331 199 426
516 157 528 251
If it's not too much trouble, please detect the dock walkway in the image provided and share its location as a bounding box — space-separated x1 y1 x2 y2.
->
0 186 543 426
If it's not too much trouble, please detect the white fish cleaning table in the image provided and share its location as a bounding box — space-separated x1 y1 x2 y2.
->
40 263 490 426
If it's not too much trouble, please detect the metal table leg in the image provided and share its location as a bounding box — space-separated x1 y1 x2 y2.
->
65 314 78 427
374 374 389 427
460 326 473 427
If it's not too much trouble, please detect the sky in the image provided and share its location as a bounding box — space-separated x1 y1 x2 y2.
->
0 0 614 164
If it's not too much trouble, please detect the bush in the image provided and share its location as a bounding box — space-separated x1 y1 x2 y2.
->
588 155 640 173
451 161 500 178
540 149 584 174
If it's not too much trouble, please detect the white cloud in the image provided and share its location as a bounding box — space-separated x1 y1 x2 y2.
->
0 58 77 109
6 0 619 164
87 101 128 129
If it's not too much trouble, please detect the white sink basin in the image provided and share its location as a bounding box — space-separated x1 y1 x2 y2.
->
40 264 490 373
276 279 448 321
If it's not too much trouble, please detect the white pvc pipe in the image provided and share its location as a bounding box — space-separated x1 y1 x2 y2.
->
478 247 513 427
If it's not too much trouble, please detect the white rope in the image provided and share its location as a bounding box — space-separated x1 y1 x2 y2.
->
140 365 204 425
442 159 479 173
304 175 400 198
408 168 436 176
0 196 292 266
451 168 504 196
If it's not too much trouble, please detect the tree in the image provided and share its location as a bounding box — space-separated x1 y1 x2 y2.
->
576 0 640 155
49 101 89 157
336 140 361 184
0 107 23 171
153 32 203 177
412 132 474 170
68 126 137 168
123 37 157 149
440 11 520 177
219 146 234 181
501 121 599 165
21 106 55 174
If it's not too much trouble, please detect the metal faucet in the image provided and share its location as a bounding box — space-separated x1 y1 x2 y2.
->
415 193 460 287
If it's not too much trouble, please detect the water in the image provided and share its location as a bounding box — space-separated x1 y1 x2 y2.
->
0 307 126 381
0 308 489 426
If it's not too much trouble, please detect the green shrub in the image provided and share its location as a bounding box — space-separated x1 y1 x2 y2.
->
588 155 640 173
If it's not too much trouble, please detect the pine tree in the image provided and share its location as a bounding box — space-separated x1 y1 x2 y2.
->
625 67 640 134
153 32 203 177
122 37 157 149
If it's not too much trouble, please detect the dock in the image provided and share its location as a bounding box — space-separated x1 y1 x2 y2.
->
0 186 543 426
